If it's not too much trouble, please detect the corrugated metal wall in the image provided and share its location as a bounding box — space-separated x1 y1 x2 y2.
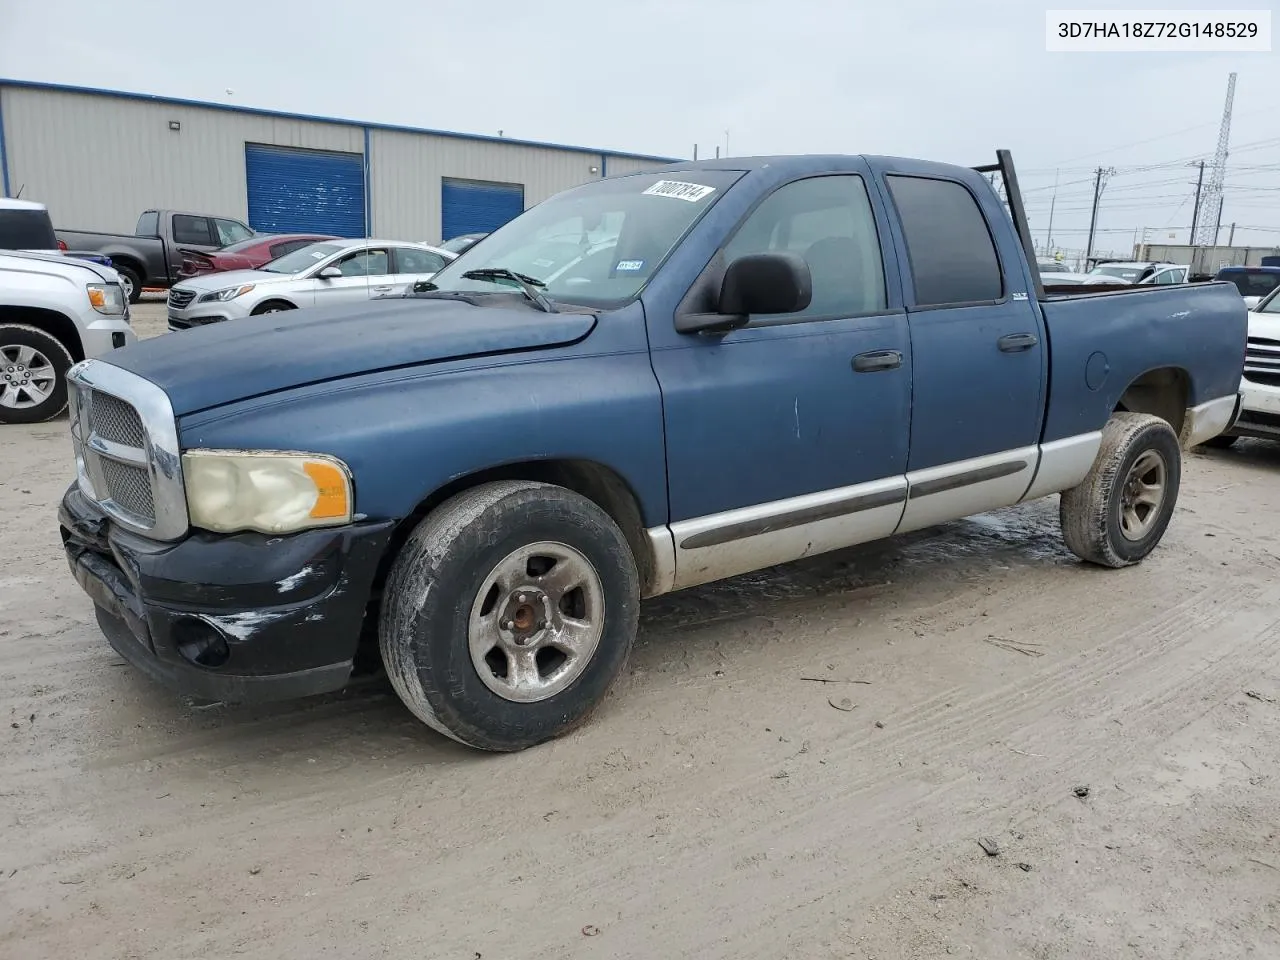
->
0 87 361 233
605 156 670 177
369 129 603 241
0 84 677 242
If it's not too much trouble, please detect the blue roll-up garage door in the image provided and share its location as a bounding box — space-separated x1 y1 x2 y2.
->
245 144 366 237
441 178 525 240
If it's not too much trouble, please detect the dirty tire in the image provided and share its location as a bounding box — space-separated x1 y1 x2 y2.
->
1060 412 1181 568
379 480 640 752
0 324 74 425
1201 433 1239 449
115 264 142 304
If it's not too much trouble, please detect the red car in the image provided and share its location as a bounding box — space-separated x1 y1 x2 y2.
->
177 233 338 279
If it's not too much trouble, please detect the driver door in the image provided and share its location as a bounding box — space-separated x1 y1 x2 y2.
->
312 246 395 307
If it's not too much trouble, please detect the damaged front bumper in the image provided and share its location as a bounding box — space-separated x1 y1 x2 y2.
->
59 484 395 704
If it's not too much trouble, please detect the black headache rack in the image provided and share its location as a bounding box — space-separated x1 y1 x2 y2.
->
973 149 1046 302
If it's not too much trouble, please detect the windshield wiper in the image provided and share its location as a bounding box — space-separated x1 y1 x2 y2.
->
460 268 558 313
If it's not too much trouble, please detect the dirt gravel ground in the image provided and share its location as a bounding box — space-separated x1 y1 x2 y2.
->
3 299 1280 959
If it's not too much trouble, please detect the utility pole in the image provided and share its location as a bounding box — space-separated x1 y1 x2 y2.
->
1046 169 1059 252
693 144 698 161
1214 200 1224 245
1229 222 1236 245
1084 166 1114 267
1190 160 1205 243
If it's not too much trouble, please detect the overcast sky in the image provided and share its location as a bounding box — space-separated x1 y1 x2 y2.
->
2 0 1277 257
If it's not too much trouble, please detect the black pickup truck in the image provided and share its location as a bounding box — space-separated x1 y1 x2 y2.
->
56 210 255 302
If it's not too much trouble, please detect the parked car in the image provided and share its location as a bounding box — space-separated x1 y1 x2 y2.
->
1137 264 1190 286
56 210 256 303
58 149 1244 752
177 233 339 280
1205 285 1280 448
165 239 456 330
1087 261 1181 284
1214 265 1280 310
438 232 487 255
0 250 134 423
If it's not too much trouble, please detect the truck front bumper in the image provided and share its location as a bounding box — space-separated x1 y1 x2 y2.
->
59 484 395 704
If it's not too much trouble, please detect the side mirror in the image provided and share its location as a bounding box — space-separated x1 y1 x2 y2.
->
721 251 812 316
675 252 813 335
317 265 342 279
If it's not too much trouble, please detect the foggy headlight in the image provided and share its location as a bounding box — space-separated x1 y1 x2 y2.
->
198 284 256 303
183 450 353 534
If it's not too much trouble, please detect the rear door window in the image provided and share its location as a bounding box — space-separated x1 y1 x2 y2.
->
136 211 159 236
887 175 1003 306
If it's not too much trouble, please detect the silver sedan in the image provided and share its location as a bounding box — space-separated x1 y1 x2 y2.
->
166 238 456 330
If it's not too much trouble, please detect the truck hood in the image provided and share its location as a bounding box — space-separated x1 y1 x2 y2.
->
104 296 598 416
1248 308 1280 341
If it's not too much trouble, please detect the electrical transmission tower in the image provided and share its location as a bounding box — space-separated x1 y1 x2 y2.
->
1195 72 1236 246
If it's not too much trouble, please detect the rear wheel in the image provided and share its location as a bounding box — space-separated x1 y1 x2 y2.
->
1060 412 1181 568
379 480 640 751
0 324 73 424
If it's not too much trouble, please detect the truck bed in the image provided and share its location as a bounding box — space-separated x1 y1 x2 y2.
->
1038 281 1247 444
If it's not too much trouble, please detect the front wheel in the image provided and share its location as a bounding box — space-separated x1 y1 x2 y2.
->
115 265 142 304
251 301 294 316
379 480 640 751
0 324 74 424
1060 412 1182 568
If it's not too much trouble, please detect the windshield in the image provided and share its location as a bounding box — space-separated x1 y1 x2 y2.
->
218 236 271 255
260 242 344 274
440 235 482 254
1090 264 1144 282
0 208 58 250
425 170 742 306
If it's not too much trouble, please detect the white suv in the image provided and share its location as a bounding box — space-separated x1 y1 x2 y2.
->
0 251 136 424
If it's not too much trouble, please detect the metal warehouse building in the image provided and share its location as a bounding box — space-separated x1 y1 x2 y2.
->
0 80 678 242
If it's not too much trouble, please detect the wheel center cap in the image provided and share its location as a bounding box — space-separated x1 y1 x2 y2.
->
501 589 549 646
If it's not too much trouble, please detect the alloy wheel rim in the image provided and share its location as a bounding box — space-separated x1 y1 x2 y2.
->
0 344 57 409
1119 448 1167 541
467 541 605 703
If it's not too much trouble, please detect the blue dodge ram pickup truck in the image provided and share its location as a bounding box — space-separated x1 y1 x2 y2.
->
59 150 1246 752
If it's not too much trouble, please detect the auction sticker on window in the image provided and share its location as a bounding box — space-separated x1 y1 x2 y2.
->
643 180 716 202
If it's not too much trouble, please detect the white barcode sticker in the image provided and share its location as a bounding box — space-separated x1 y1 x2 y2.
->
642 180 716 202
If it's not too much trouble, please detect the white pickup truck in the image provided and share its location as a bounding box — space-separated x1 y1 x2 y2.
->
0 251 136 424
1206 285 1280 448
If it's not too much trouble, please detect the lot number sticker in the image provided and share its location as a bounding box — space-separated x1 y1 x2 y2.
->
643 180 716 203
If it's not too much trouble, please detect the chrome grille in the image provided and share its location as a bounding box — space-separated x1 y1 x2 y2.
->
168 288 196 309
67 360 188 541
1244 336 1280 388
89 391 146 447
97 457 156 521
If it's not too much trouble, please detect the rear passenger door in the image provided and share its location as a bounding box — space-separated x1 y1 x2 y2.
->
877 172 1047 534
